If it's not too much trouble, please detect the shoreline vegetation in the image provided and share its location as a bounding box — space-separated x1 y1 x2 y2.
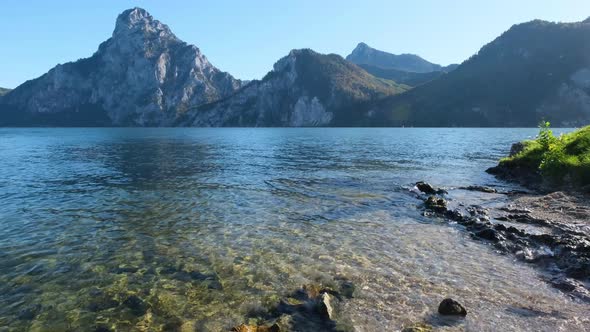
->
487 123 590 192
410 125 590 304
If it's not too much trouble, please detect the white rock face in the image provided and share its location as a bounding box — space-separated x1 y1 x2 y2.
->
290 97 332 126
181 48 396 127
537 67 590 126
3 7 242 126
184 49 335 127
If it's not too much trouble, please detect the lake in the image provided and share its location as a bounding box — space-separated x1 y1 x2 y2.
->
0 128 587 331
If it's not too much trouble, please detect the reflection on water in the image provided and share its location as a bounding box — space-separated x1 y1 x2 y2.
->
0 128 587 331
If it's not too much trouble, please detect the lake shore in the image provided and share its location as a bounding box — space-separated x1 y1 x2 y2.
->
415 181 590 303
2 128 588 331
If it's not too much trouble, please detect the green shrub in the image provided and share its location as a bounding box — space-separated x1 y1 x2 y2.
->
499 124 590 188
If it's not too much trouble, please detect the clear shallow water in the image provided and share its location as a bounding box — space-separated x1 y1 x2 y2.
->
0 128 587 331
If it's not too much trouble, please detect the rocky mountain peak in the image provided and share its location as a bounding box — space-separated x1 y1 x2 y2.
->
0 7 242 126
346 42 445 73
350 42 371 56
354 42 370 50
113 7 177 41
273 49 313 73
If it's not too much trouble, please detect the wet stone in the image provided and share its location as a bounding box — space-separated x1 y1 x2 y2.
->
565 264 590 279
467 206 489 217
415 181 447 195
530 234 556 246
159 265 179 275
17 304 41 320
162 316 183 331
123 295 148 316
494 223 507 231
444 209 464 222
87 297 119 312
438 298 467 316
425 196 447 213
416 182 437 195
113 265 139 274
232 323 281 332
550 278 577 292
317 293 335 320
475 228 502 242
461 185 498 193
402 322 433 332
339 280 356 299
506 226 526 236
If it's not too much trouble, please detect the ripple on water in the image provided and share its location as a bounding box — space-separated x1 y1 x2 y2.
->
0 128 586 331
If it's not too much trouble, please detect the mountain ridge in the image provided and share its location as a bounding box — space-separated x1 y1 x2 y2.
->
369 18 590 127
346 42 457 73
1 9 589 127
0 7 242 126
177 49 408 126
356 64 445 87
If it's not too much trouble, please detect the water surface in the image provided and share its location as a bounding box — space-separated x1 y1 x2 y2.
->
0 128 587 331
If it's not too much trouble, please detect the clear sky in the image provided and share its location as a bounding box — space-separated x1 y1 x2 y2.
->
1 0 589 88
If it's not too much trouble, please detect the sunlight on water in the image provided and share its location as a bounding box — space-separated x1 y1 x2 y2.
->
0 128 586 331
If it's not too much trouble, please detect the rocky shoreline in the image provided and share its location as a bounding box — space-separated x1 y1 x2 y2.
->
228 280 468 332
412 181 590 302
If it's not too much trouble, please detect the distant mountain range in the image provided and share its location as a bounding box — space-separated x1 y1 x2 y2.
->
368 19 590 127
1 7 589 127
356 64 445 87
346 42 457 73
177 49 407 126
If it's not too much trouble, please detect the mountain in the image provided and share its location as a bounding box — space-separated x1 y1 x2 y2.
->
369 19 590 127
346 42 456 73
0 88 10 97
0 8 242 126
357 64 444 87
177 49 408 126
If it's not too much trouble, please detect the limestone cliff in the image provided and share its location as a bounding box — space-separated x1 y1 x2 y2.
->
0 8 242 126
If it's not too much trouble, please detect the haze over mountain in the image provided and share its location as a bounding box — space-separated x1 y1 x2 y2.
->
0 8 242 126
369 18 590 127
178 49 407 126
0 88 10 97
346 42 457 73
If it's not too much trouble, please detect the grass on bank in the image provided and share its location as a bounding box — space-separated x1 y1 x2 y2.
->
499 123 590 188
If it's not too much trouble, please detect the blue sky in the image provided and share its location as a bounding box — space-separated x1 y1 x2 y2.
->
1 0 589 88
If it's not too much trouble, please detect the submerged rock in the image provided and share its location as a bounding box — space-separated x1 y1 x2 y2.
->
94 326 112 332
338 280 356 299
475 228 502 242
240 282 352 331
461 185 498 193
231 323 280 332
416 180 590 299
425 196 448 213
318 293 335 320
17 304 41 320
438 298 467 316
402 322 433 332
123 295 148 316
